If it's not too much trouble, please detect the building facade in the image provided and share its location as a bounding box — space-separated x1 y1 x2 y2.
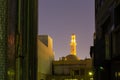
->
90 0 120 80
47 58 93 80
0 0 38 80
37 35 54 80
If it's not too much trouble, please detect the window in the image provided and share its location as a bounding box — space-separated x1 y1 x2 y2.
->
74 70 79 75
101 16 111 36
80 69 85 76
64 79 78 80
114 4 120 27
115 72 120 80
113 30 120 55
98 0 105 7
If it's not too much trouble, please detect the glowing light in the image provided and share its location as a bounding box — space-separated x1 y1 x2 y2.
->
88 71 93 76
99 66 104 70
90 78 93 80
70 34 77 56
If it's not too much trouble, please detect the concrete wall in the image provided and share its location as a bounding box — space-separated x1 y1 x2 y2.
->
37 35 54 80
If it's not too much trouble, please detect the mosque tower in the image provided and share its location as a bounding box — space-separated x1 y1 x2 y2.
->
70 34 77 55
61 33 80 60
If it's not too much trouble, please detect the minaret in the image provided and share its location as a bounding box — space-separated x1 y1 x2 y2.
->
70 34 77 56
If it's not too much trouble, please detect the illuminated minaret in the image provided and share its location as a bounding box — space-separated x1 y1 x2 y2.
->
70 34 77 56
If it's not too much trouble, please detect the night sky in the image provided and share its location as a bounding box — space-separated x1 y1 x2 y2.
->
38 0 95 60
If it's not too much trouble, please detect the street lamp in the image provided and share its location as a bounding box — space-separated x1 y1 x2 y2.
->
88 71 93 76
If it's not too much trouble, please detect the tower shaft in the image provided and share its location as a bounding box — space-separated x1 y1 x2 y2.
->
70 34 77 55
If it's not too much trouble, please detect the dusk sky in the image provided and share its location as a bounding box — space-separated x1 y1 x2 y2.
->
38 0 95 60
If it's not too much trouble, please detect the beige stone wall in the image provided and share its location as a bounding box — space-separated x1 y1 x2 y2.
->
37 35 54 80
